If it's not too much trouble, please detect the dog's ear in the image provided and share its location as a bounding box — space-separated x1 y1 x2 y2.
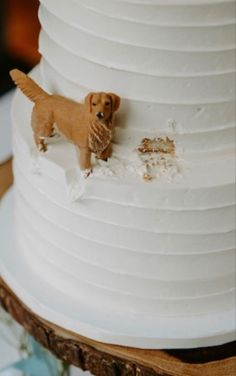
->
108 93 120 112
85 92 95 113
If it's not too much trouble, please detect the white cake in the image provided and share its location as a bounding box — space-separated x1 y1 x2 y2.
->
2 0 236 348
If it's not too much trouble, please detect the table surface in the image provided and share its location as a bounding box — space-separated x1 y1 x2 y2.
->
0 92 236 376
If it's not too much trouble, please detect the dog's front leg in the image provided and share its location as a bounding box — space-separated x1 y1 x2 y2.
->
78 147 92 177
97 143 112 161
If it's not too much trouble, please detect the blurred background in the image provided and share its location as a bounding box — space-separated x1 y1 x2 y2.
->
0 1 40 372
0 0 40 95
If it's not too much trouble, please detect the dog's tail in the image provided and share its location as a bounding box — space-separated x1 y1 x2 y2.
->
9 69 49 103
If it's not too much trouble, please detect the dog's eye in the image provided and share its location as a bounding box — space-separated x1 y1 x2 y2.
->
105 101 110 106
92 102 96 106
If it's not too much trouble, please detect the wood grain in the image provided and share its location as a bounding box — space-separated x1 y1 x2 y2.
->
0 159 235 376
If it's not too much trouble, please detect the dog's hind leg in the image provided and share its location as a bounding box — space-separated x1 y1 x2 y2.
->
34 133 47 152
31 105 54 152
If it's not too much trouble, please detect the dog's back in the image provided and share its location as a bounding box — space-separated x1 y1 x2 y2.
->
47 95 89 147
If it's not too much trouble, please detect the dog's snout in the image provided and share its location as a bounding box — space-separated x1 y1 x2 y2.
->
96 112 104 119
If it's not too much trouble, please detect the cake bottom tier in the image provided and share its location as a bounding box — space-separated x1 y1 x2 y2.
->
0 189 236 349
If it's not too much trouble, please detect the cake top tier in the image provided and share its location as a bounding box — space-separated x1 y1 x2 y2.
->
38 0 235 158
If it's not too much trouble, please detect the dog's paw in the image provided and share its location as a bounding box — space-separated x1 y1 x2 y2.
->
38 143 48 152
83 168 92 179
96 155 108 162
96 151 111 162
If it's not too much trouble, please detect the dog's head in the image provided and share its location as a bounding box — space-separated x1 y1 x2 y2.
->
85 92 120 124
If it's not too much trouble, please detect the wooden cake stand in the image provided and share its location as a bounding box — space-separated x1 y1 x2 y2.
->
0 158 236 376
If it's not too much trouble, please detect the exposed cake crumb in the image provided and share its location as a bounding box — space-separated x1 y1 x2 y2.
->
136 136 182 182
138 137 175 155
143 173 153 182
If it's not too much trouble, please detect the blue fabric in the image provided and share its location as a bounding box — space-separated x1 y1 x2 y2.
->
0 337 60 376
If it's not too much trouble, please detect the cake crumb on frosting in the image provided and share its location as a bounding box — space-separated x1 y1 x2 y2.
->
137 137 180 182
138 137 175 155
143 173 153 182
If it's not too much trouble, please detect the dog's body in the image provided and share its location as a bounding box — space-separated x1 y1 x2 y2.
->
10 69 120 173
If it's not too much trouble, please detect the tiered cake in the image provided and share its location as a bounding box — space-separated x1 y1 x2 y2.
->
2 0 236 348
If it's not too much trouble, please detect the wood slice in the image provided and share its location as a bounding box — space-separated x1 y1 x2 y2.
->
0 278 235 376
0 159 236 376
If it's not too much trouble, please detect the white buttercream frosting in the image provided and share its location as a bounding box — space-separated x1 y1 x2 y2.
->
8 0 236 348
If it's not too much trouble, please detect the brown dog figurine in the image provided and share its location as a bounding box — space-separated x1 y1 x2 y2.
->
10 69 120 175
